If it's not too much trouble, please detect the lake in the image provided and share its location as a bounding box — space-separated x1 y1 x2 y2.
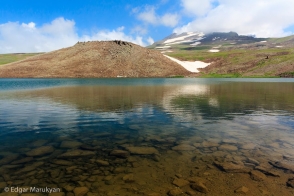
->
0 78 294 196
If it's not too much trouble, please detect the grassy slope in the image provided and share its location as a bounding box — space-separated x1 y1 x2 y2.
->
0 53 41 65
154 35 294 77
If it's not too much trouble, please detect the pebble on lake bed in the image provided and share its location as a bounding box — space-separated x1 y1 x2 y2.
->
287 178 294 188
234 186 249 194
191 181 208 193
172 178 190 187
73 187 89 196
250 170 266 181
123 174 135 183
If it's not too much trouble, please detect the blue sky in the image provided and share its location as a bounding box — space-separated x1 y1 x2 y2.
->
1 0 294 53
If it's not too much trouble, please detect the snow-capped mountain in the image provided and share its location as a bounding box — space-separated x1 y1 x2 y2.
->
149 31 267 53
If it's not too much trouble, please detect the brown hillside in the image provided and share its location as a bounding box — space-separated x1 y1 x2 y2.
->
0 41 191 78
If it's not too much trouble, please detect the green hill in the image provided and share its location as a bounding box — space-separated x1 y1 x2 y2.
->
149 32 294 77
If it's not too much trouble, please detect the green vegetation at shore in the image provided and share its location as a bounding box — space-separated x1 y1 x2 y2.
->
0 53 40 65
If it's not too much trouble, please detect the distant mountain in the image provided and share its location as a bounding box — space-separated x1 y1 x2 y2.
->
0 41 191 78
149 31 294 77
149 31 267 51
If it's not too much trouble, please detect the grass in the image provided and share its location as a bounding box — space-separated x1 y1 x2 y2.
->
0 53 40 65
165 45 294 77
168 75 185 78
200 73 242 78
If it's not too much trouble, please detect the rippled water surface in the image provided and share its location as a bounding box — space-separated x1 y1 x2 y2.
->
0 78 294 196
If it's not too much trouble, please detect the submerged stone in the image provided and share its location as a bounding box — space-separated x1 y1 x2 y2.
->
202 141 219 148
110 150 130 158
73 187 89 196
172 178 190 187
214 161 249 173
241 143 256 150
51 159 73 166
0 154 19 165
172 144 195 151
11 157 33 165
60 141 83 148
287 178 294 188
25 146 54 157
250 170 266 181
255 166 280 177
168 188 183 196
234 186 249 194
123 174 135 183
269 161 294 173
15 162 44 174
218 144 238 151
191 181 208 193
59 150 95 158
96 159 109 166
126 147 159 155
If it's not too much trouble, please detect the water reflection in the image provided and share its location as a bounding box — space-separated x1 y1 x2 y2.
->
0 79 294 195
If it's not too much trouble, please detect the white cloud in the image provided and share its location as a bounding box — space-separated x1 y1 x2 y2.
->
176 0 294 37
88 26 145 46
161 13 181 27
0 17 151 53
131 25 148 35
181 0 214 16
137 6 158 25
147 37 155 45
136 6 180 27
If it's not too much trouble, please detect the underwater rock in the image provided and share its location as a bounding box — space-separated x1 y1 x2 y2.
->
172 144 196 151
26 146 54 157
59 150 95 158
287 178 294 188
96 160 109 166
168 188 183 196
240 143 256 150
60 141 83 148
202 141 219 148
126 147 159 155
51 159 74 166
250 170 266 181
218 144 238 151
110 150 130 158
255 166 280 177
172 178 190 187
214 161 250 173
234 186 249 194
123 174 135 183
0 154 19 165
269 161 294 173
73 187 89 196
191 181 208 193
11 157 33 165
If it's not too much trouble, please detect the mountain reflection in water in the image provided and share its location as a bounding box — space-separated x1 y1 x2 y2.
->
0 79 294 196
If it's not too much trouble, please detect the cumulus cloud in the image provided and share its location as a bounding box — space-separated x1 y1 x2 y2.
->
136 6 180 27
175 0 294 37
147 37 155 45
86 27 145 46
181 0 215 16
0 17 151 53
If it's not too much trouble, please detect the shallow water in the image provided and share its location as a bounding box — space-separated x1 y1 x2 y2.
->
0 78 294 196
